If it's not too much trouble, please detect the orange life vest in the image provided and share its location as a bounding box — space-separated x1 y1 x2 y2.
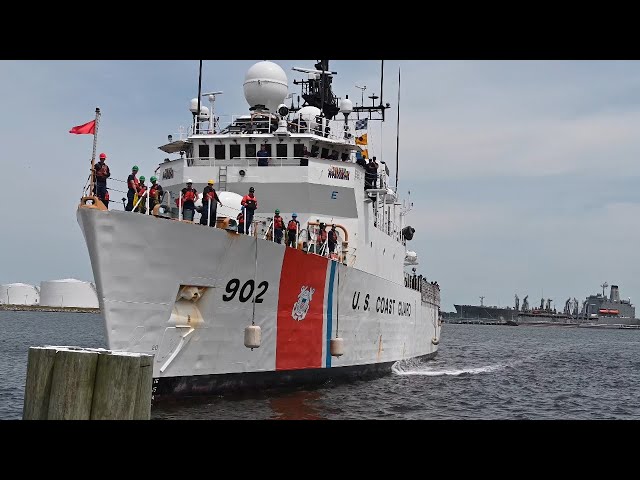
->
97 163 109 178
274 216 284 229
205 189 217 202
128 175 139 190
183 190 195 202
242 194 257 210
288 220 299 231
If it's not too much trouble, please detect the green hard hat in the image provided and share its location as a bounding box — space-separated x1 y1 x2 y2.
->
132 165 139 171
139 176 145 181
275 209 280 214
150 176 157 183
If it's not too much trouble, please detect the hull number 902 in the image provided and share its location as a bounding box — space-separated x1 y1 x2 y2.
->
222 279 269 303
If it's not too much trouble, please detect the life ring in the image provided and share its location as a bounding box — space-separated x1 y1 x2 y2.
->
431 337 440 345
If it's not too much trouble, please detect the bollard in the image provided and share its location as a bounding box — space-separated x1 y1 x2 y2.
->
22 346 154 420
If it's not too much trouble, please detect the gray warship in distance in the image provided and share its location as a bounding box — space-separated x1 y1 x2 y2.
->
443 283 640 328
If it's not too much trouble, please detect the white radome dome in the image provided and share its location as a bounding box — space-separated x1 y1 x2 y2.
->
243 61 288 113
198 105 210 120
297 106 321 129
339 97 353 115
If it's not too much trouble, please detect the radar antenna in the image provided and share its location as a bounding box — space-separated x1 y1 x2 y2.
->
202 91 223 133
291 60 390 122
291 60 339 119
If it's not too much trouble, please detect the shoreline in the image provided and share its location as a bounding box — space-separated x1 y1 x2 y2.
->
0 304 100 314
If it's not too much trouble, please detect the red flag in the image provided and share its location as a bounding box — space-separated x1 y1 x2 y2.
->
69 120 96 135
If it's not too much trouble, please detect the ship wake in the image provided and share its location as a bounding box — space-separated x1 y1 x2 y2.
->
392 359 508 377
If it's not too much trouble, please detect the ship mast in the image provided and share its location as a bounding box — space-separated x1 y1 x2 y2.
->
601 282 608 296
395 67 401 191
479 296 485 307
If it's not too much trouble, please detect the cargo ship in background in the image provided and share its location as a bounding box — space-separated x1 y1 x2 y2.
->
442 283 640 328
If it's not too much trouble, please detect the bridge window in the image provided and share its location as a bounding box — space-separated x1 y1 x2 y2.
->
246 144 256 158
214 144 225 160
198 144 209 159
321 147 329 159
230 144 240 159
276 143 287 158
293 144 304 157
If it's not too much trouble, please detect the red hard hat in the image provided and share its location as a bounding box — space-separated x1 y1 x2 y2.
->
99 153 106 159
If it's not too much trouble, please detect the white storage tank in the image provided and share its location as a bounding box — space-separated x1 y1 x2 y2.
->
0 283 40 305
39 278 99 308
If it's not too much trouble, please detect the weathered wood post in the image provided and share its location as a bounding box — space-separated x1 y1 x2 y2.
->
22 346 154 420
133 354 154 420
47 348 100 420
22 347 58 420
90 352 142 420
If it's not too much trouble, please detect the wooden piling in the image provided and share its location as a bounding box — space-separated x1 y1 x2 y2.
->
22 347 57 420
90 352 141 420
22 346 155 420
133 354 154 420
47 348 99 420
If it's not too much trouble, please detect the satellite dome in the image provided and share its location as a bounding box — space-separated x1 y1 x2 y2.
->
297 106 321 129
243 61 288 113
198 105 210 120
339 97 353 115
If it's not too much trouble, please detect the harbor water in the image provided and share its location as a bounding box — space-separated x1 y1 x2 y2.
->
2 310 640 420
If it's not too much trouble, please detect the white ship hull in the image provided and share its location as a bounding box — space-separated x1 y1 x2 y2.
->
78 207 441 401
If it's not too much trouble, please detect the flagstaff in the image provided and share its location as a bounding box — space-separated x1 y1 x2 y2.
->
90 107 101 197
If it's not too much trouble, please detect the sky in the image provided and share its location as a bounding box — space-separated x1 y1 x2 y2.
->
1 60 639 312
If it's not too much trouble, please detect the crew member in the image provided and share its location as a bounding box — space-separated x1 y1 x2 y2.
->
148 176 164 213
273 209 284 244
241 187 258 235
316 222 328 254
287 213 300 248
125 165 139 211
328 224 338 254
135 176 147 213
200 179 223 227
237 206 245 234
180 179 198 221
257 144 269 166
94 152 110 205
365 157 378 190
103 190 110 209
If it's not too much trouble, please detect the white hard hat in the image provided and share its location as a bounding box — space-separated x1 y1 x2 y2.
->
187 179 193 183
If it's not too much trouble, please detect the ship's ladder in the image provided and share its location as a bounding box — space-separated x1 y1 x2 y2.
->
218 165 228 192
